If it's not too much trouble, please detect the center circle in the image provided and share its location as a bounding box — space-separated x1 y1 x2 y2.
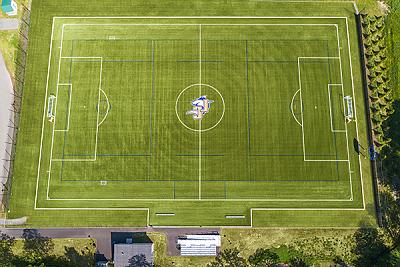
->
175 83 225 132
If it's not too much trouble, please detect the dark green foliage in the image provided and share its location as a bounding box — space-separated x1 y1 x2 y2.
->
379 190 400 241
361 14 393 151
63 246 95 267
288 257 309 267
0 232 15 266
0 231 96 267
128 254 152 267
351 228 389 267
21 229 54 261
248 248 279 267
208 248 248 267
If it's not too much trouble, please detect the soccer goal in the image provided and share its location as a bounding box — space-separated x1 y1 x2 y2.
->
344 95 354 122
47 95 56 123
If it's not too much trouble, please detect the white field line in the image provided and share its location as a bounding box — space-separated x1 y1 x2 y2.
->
254 0 355 2
51 158 96 162
345 17 364 208
94 58 103 161
54 16 349 19
34 17 56 209
46 24 66 200
336 23 354 201
49 197 352 202
60 56 102 59
97 88 110 127
198 24 202 200
63 23 339 26
304 159 349 162
36 18 363 211
54 83 72 132
290 89 302 126
327 84 346 133
298 57 306 161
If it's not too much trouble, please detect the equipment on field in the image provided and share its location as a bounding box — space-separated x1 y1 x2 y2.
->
369 145 378 161
344 95 354 122
47 95 56 123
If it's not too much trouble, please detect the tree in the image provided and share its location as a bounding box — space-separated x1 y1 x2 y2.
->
22 229 54 261
248 248 279 267
128 254 152 267
0 232 15 265
208 248 248 267
288 257 309 267
351 228 389 267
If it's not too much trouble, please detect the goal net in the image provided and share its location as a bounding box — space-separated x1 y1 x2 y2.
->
344 95 354 122
47 95 56 122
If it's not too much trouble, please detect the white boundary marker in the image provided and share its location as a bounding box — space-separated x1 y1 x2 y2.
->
33 17 365 215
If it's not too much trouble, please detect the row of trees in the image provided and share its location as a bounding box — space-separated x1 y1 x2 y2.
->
0 230 94 267
361 3 400 266
206 227 400 267
361 14 394 151
362 7 400 245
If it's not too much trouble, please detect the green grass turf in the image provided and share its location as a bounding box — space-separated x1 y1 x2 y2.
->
6 0 376 227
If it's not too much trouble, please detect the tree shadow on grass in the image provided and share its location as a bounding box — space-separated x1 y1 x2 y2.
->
64 246 95 267
352 228 389 267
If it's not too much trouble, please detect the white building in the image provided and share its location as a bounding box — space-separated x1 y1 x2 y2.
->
177 234 221 256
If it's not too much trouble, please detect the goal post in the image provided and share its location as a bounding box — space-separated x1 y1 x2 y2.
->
344 95 354 122
47 94 56 123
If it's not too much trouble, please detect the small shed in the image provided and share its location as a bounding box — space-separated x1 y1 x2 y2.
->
112 232 154 267
1 0 17 16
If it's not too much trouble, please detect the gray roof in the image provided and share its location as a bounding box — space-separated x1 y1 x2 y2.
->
114 243 154 267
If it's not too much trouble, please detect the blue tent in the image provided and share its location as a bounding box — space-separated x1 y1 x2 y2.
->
1 0 13 13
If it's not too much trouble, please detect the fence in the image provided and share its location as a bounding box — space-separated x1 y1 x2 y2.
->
0 3 31 214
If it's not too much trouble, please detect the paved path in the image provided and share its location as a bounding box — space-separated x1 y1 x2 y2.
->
0 17 18 210
0 19 18 30
0 216 27 225
0 227 220 260
0 51 14 207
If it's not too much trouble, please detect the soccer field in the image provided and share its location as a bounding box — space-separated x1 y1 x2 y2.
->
7 0 377 227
